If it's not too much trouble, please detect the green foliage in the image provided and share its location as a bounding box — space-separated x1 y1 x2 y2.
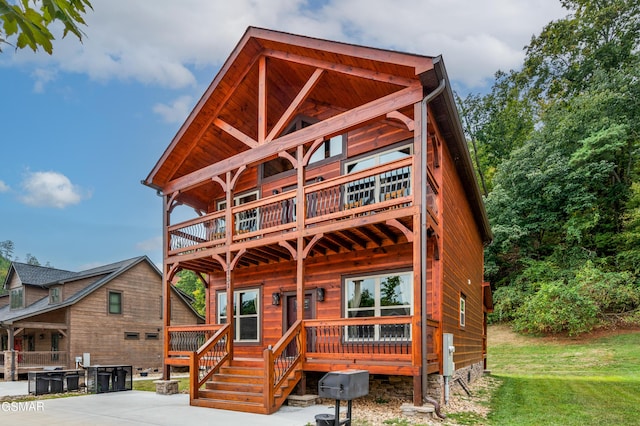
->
0 0 92 54
174 270 206 316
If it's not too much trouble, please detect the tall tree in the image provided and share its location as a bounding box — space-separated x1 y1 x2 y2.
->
0 0 92 54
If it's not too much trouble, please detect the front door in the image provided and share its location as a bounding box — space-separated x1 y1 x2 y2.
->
285 293 314 356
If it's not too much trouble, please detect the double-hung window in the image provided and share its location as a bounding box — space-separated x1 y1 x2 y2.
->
217 289 260 342
10 288 23 309
108 291 122 314
345 271 412 341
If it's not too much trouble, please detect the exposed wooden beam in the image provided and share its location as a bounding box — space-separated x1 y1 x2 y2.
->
386 111 414 131
213 118 258 149
302 233 324 259
266 68 325 142
323 233 354 251
258 56 267 144
12 322 67 330
386 218 414 243
352 226 382 247
340 229 368 249
163 85 423 194
279 240 297 260
264 49 419 88
373 223 399 244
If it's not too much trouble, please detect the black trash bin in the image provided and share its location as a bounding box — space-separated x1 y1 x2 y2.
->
66 374 80 391
35 376 49 395
49 374 64 393
315 413 336 426
97 372 111 393
114 368 127 391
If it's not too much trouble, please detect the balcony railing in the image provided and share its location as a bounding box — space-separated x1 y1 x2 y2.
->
0 352 4 366
167 158 421 255
17 351 68 367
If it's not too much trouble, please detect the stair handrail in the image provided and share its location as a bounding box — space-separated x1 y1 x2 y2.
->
263 319 304 412
189 323 231 401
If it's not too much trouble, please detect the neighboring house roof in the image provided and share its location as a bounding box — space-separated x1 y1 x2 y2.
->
0 256 201 325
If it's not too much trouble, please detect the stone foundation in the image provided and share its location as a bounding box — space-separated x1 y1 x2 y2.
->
3 351 14 381
427 361 485 405
154 380 179 395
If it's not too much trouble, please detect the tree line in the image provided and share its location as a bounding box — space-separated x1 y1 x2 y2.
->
459 0 640 335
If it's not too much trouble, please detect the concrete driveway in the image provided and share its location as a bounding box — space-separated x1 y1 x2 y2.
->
0 384 334 425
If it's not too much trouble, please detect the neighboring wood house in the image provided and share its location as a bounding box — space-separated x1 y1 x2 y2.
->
143 27 493 414
0 256 203 380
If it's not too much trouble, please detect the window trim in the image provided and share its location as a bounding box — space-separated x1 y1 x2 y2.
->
460 293 466 328
108 290 123 315
49 286 62 304
10 287 24 310
217 287 261 343
343 270 413 342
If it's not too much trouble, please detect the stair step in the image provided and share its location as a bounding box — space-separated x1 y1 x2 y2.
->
219 366 264 376
199 389 264 404
191 397 269 414
205 381 263 393
229 357 264 368
210 374 264 384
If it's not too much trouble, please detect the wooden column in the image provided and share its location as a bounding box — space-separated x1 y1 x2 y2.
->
296 145 305 321
412 100 424 405
162 194 172 380
224 171 235 356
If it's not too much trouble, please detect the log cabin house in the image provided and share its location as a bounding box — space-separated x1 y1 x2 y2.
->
0 256 203 380
143 27 493 414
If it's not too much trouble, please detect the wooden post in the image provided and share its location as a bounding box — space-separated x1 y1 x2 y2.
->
413 100 425 405
225 171 234 359
296 145 305 323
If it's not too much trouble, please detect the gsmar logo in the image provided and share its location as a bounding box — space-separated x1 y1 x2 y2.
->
1 401 45 412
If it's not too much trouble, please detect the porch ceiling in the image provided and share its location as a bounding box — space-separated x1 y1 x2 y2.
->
174 215 414 276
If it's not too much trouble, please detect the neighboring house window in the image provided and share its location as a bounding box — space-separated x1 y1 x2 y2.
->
10 288 23 309
217 289 260 342
49 287 61 304
124 332 139 340
460 293 466 328
108 291 122 314
345 271 412 341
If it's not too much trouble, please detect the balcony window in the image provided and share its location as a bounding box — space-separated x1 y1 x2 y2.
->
217 288 260 342
345 271 412 341
344 143 412 206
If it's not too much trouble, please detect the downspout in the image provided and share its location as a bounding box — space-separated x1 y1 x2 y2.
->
420 78 446 401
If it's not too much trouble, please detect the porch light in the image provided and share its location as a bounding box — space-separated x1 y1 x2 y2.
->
272 292 281 306
316 287 325 302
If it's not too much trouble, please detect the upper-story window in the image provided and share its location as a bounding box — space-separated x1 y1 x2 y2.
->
217 190 260 234
343 143 412 207
10 288 23 309
49 287 61 304
261 115 344 180
108 291 122 314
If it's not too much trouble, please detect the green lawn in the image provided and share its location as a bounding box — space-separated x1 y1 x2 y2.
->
133 376 190 393
487 327 640 425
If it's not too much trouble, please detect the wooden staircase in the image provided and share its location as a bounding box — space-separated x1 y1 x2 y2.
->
191 358 301 414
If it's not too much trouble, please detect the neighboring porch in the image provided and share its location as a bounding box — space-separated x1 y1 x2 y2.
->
165 317 440 414
1 322 69 380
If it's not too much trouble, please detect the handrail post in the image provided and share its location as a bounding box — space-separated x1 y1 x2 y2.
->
263 346 274 412
189 352 198 401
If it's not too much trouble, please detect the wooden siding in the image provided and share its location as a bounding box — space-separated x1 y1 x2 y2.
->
67 261 199 370
207 243 415 358
0 295 8 309
61 275 109 303
440 141 485 369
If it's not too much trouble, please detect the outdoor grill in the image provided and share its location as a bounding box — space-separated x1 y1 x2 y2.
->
317 370 369 426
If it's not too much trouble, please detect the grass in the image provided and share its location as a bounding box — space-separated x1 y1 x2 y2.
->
487 325 640 425
132 377 190 392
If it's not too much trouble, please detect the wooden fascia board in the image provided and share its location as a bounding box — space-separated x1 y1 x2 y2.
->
144 36 263 186
264 49 422 87
249 26 434 73
162 84 423 194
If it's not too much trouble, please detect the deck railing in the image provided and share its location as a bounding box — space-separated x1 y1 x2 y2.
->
168 324 223 359
304 316 413 362
0 352 4 366
264 319 304 413
189 323 231 400
17 351 68 367
166 158 415 255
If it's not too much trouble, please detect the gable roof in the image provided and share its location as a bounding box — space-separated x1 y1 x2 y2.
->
143 26 491 243
0 256 161 324
5 262 75 288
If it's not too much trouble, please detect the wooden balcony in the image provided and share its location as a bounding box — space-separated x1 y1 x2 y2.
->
166 158 439 271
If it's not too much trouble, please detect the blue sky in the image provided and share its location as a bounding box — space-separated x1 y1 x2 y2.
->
0 0 566 271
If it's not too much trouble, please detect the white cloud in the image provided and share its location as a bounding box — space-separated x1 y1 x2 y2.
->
1 0 567 91
135 236 162 252
20 171 90 208
31 68 58 93
0 180 9 192
153 95 194 123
